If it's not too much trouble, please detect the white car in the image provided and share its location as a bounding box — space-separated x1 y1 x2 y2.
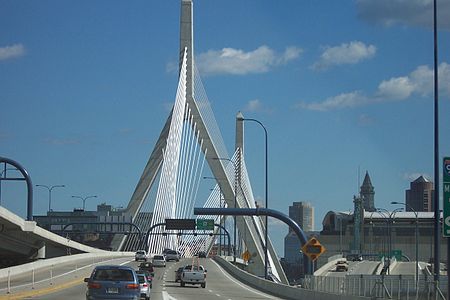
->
180 264 206 288
135 250 149 261
152 255 166 267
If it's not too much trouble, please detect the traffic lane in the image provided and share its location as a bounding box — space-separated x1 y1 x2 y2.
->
18 257 281 300
0 256 133 293
152 258 281 300
3 257 133 299
349 261 380 275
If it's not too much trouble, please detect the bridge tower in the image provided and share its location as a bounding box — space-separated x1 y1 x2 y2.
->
118 0 288 283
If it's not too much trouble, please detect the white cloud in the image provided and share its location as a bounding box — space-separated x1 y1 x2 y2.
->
312 41 376 70
356 0 450 30
296 91 368 111
44 138 81 145
377 76 415 100
244 99 262 112
298 62 450 111
358 114 375 126
196 46 302 76
0 44 26 61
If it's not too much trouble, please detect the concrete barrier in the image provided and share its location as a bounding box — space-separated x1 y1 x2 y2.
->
213 256 370 300
0 252 134 280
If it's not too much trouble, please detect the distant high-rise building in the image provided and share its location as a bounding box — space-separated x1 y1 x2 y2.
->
288 201 314 232
406 176 434 212
284 202 314 262
360 171 375 212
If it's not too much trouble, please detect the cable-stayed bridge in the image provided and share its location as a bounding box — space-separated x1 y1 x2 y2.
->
114 0 288 283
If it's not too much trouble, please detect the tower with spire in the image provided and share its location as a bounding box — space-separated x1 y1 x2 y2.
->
360 171 375 212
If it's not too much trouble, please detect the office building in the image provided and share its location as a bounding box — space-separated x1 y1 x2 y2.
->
406 176 434 212
288 201 314 232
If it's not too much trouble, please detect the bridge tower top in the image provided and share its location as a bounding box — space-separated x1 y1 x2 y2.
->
179 0 194 99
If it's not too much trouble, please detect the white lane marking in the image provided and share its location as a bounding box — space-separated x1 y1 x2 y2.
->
162 290 178 300
208 289 213 292
211 259 273 299
216 294 221 297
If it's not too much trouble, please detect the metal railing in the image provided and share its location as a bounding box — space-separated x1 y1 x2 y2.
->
303 274 447 299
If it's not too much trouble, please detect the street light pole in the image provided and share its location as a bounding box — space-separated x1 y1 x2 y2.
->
71 195 97 210
0 167 18 206
36 184 65 212
204 177 224 256
213 157 238 263
236 116 269 279
391 201 419 291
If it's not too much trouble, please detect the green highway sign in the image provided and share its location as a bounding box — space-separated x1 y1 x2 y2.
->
196 219 214 230
443 157 450 237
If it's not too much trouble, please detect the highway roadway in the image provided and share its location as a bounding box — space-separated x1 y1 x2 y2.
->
5 257 280 300
323 260 380 277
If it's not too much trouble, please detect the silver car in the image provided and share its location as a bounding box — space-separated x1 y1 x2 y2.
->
164 250 180 262
152 255 166 267
136 273 151 300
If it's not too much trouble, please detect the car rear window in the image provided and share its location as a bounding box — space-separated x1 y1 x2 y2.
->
137 274 146 283
93 269 134 281
154 255 164 260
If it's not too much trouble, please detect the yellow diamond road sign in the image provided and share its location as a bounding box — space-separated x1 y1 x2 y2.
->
242 250 251 262
301 237 326 262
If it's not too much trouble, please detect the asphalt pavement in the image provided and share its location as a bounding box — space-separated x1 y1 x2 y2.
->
0 257 280 300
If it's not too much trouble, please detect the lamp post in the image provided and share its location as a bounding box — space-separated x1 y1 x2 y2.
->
391 201 419 291
376 208 390 273
204 176 225 256
36 184 65 212
213 157 238 263
71 195 97 210
389 208 403 259
369 210 377 256
236 116 269 279
0 167 18 206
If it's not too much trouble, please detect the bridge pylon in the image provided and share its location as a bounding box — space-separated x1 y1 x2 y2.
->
116 0 288 284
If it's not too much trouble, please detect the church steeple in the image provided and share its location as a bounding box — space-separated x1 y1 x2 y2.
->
360 171 375 211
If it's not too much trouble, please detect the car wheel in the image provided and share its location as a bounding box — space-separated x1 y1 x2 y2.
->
201 283 206 288
181 281 185 287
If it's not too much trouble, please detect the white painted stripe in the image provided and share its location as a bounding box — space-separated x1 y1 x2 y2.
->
211 260 273 299
162 290 178 300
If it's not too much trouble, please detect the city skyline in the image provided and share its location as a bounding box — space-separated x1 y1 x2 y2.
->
1 1 450 256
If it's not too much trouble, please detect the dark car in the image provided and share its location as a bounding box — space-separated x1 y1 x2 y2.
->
84 265 140 300
138 262 154 275
174 267 184 282
198 251 207 258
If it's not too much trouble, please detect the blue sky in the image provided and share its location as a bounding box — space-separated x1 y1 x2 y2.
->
1 0 450 257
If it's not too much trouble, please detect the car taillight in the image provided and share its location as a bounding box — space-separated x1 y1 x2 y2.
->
143 283 148 288
88 282 101 289
126 283 139 289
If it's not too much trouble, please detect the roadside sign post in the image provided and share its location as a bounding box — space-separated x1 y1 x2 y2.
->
301 237 326 262
165 219 196 230
443 158 450 237
196 219 214 230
